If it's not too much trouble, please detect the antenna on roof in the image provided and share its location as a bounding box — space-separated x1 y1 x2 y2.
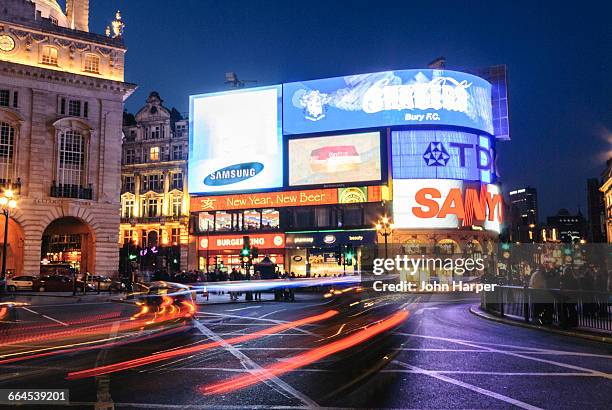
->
224 72 257 88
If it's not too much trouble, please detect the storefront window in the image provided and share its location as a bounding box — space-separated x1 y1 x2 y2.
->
199 212 214 232
215 211 232 231
243 210 260 230
261 209 279 229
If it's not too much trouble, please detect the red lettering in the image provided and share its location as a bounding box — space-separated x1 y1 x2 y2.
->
412 188 440 218
438 188 465 219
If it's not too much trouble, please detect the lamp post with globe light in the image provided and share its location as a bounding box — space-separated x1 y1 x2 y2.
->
1 189 17 292
375 216 394 260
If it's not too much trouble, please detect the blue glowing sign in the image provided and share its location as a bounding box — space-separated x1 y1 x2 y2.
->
391 130 495 183
189 86 283 194
283 69 493 136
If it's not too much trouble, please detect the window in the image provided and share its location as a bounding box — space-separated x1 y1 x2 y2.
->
125 149 136 164
0 122 15 183
84 54 100 74
123 198 134 218
151 126 160 139
123 230 133 245
172 145 183 160
83 101 88 118
199 213 214 232
42 46 58 65
0 90 8 107
261 209 279 229
146 198 158 217
172 196 182 216
57 130 85 186
123 175 134 192
60 97 66 115
244 210 260 230
142 174 163 191
315 207 331 228
12 91 18 108
50 16 58 25
171 172 183 189
215 211 233 231
149 146 159 161
342 205 363 227
171 228 180 245
68 100 81 117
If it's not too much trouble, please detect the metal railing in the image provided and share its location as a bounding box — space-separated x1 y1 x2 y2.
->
481 285 612 332
50 183 93 200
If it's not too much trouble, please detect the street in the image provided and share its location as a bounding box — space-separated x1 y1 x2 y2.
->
1 290 611 409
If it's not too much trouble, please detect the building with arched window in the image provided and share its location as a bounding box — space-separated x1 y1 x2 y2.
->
120 92 189 275
0 0 136 276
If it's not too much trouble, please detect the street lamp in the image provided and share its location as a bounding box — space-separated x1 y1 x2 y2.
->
375 215 394 259
1 189 17 293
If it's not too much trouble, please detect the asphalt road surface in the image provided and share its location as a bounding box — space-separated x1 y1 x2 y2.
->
1 291 611 409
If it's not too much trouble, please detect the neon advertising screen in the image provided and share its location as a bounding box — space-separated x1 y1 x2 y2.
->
283 69 494 136
189 85 283 194
391 130 496 183
287 131 382 187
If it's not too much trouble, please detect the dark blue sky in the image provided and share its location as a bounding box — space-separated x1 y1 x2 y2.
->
85 0 610 220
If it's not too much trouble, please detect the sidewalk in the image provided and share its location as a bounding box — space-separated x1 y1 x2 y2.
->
469 305 612 344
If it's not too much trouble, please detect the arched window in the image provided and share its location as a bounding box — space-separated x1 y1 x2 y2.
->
0 121 15 184
57 129 85 187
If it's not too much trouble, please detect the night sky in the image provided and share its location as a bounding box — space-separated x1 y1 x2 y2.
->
80 0 610 220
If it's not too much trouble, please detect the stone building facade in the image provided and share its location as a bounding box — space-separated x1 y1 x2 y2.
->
120 92 189 274
0 0 135 276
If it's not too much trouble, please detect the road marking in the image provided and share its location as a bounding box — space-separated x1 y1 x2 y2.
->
393 360 543 410
193 318 320 408
384 369 599 376
226 306 263 312
413 307 439 315
20 307 68 326
198 312 318 336
396 332 612 379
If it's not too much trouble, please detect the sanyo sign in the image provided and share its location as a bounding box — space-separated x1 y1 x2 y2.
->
392 179 503 233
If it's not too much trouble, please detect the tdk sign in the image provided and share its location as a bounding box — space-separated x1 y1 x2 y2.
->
392 130 496 183
204 162 264 186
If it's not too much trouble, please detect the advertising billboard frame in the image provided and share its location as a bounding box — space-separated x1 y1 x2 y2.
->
283 127 389 190
188 84 284 196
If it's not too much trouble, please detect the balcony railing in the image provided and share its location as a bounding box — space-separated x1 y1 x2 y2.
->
50 183 93 200
121 215 188 224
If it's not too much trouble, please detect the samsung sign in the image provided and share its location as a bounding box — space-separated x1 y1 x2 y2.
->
391 130 496 183
283 69 493 136
189 86 283 194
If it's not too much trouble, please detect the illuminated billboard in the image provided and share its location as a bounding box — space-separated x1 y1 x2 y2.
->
288 131 382 187
283 69 493 136
392 179 502 232
189 85 283 194
391 130 495 183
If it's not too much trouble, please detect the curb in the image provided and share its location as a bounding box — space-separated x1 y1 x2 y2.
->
469 305 612 344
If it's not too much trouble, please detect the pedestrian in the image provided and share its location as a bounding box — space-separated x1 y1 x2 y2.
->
560 266 579 328
529 263 552 325
253 270 262 301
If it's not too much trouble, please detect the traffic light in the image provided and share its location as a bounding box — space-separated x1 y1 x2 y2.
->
241 235 250 257
344 244 354 266
128 253 137 260
501 242 511 251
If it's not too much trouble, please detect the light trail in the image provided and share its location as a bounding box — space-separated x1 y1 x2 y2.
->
66 310 338 380
201 309 409 395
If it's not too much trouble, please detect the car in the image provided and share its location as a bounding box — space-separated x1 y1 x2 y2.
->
86 275 126 292
6 275 37 292
34 275 94 292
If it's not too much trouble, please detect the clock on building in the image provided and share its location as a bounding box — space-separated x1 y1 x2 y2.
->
0 34 16 52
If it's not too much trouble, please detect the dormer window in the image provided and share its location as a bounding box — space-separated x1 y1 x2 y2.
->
41 46 58 66
50 16 58 25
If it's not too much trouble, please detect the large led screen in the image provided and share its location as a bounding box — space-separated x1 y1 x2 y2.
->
391 130 495 183
189 85 283 194
392 179 502 233
283 69 493 136
288 131 382 187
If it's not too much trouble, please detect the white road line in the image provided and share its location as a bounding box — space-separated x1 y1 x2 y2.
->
396 332 612 379
193 318 320 408
198 312 318 336
20 307 68 326
383 369 598 376
226 306 263 312
393 360 544 410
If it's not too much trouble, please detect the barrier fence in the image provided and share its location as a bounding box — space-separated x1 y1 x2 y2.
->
480 285 612 332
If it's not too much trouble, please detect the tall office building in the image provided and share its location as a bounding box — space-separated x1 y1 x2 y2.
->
508 187 538 242
586 178 606 242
